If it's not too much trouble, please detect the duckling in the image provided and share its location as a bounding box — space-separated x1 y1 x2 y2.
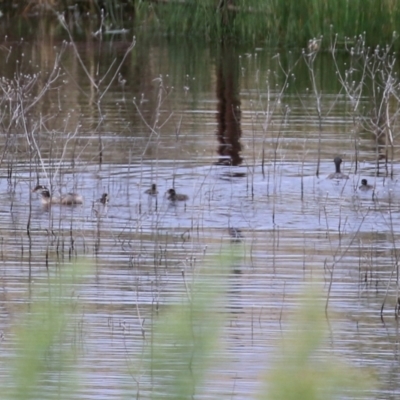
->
98 193 109 204
167 188 188 202
145 184 158 196
359 179 373 191
92 193 109 216
327 156 349 179
32 184 83 205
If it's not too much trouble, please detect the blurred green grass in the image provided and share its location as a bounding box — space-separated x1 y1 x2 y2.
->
1 255 373 399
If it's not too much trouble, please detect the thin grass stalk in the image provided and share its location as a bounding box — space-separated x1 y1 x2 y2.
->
303 43 323 177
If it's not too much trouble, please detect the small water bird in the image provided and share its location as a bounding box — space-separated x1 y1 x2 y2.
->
32 184 83 205
92 193 109 217
98 193 109 204
359 179 373 191
145 184 158 196
167 188 188 202
327 157 349 179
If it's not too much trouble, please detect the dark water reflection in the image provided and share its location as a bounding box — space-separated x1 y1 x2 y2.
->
0 18 399 399
216 41 242 167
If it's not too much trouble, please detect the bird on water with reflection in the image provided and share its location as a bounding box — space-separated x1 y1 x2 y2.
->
98 193 109 204
327 156 349 180
145 184 158 196
167 188 188 201
359 179 373 191
32 184 83 205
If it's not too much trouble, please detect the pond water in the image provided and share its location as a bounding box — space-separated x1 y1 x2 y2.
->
0 17 399 399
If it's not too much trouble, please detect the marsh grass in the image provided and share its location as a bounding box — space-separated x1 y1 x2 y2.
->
262 287 373 400
127 250 233 398
236 30 400 183
134 0 400 47
0 15 395 398
0 254 373 399
1 0 400 48
3 261 88 400
330 32 400 175
138 250 372 399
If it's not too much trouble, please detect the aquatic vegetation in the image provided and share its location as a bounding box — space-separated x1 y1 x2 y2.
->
0 7 396 399
134 0 400 47
1 1 399 48
261 287 373 400
0 256 373 399
3 262 88 400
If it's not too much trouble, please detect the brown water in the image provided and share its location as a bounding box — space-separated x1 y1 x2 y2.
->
0 18 399 399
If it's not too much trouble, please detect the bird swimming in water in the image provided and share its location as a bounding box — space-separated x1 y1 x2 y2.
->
145 184 158 196
98 193 109 204
167 188 188 201
327 157 349 179
32 184 83 205
359 179 373 191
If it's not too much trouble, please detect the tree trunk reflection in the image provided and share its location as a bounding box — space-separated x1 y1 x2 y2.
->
215 42 242 167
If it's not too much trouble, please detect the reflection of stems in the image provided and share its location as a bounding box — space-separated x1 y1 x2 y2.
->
332 32 400 178
135 79 163 156
58 13 135 102
59 12 135 168
303 47 322 177
251 103 255 199
353 127 358 174
182 270 192 303
380 196 399 317
261 147 265 178
0 49 63 169
325 209 368 313
279 281 286 326
300 148 306 201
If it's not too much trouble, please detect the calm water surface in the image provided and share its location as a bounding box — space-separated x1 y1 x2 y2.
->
0 20 399 399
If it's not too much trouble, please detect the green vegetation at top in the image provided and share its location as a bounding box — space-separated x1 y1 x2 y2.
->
134 0 400 46
0 0 399 48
